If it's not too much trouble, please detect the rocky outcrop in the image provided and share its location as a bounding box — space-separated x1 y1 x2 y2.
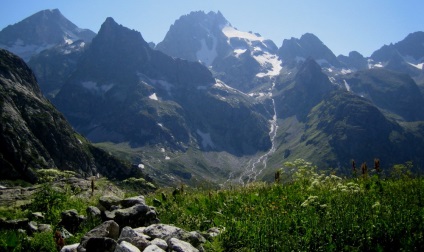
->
0 49 144 182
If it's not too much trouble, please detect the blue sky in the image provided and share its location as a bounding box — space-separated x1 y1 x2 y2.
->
1 0 423 56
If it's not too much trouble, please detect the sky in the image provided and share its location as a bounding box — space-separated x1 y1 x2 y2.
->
1 0 423 57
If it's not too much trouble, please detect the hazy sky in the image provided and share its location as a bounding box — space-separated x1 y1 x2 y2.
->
1 0 423 57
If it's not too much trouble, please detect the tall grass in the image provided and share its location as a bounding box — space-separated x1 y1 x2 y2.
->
147 159 424 251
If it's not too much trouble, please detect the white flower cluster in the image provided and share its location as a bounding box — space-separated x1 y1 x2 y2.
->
332 181 362 193
301 195 319 207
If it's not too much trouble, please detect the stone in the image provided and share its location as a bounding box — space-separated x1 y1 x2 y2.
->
37 224 52 232
59 209 84 233
143 224 205 247
31 212 44 220
99 195 122 211
114 204 156 228
143 244 166 252
78 220 119 251
150 238 168 250
168 238 199 252
121 196 145 208
103 210 117 220
60 243 79 252
115 241 141 252
118 226 150 250
28 221 38 233
84 237 117 252
86 206 101 220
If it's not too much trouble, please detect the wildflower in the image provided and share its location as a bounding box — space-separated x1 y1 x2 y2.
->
372 201 381 209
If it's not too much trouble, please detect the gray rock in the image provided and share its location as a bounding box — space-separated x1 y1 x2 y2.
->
143 224 205 248
78 220 120 251
150 238 168 250
143 224 183 240
104 210 117 220
31 212 44 220
38 224 52 232
143 244 165 252
114 204 157 228
60 243 79 252
28 221 38 233
121 196 145 208
99 195 122 211
118 226 150 251
60 209 84 233
86 206 101 220
115 241 141 252
168 238 199 252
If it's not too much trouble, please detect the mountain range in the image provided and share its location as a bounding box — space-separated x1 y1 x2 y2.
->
1 9 424 185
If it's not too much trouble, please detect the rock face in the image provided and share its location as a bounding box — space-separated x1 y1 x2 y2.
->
156 11 281 92
0 49 141 182
52 17 271 156
0 9 95 61
278 33 341 68
274 58 335 121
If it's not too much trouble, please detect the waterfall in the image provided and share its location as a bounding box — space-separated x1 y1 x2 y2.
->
238 82 279 184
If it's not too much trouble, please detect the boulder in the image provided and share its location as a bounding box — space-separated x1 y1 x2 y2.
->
31 212 45 220
99 195 122 211
86 206 101 221
115 241 141 252
143 244 166 252
117 226 150 250
150 238 168 250
114 204 159 228
59 209 85 233
143 224 205 247
121 196 145 208
60 243 79 252
78 220 119 251
38 224 52 232
168 238 199 252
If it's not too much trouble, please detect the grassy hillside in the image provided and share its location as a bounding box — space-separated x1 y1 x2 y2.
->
1 159 424 251
148 159 424 251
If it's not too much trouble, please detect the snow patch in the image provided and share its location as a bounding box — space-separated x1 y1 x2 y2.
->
341 69 352 74
343 80 351 92
138 164 145 169
160 148 165 153
149 93 158 101
196 37 217 66
165 156 171 160
234 48 247 57
222 26 264 43
196 129 215 149
409 62 424 70
254 52 282 77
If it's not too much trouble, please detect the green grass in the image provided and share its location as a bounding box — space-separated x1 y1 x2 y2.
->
2 160 424 251
147 159 424 251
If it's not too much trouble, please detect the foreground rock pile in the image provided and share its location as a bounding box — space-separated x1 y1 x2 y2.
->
58 194 219 252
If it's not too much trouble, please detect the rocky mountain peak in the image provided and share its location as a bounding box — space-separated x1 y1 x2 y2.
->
278 33 340 68
0 9 96 61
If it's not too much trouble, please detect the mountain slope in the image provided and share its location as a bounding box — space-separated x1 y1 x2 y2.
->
156 11 281 92
0 49 141 182
278 33 341 68
338 68 424 121
53 17 272 157
0 9 95 61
